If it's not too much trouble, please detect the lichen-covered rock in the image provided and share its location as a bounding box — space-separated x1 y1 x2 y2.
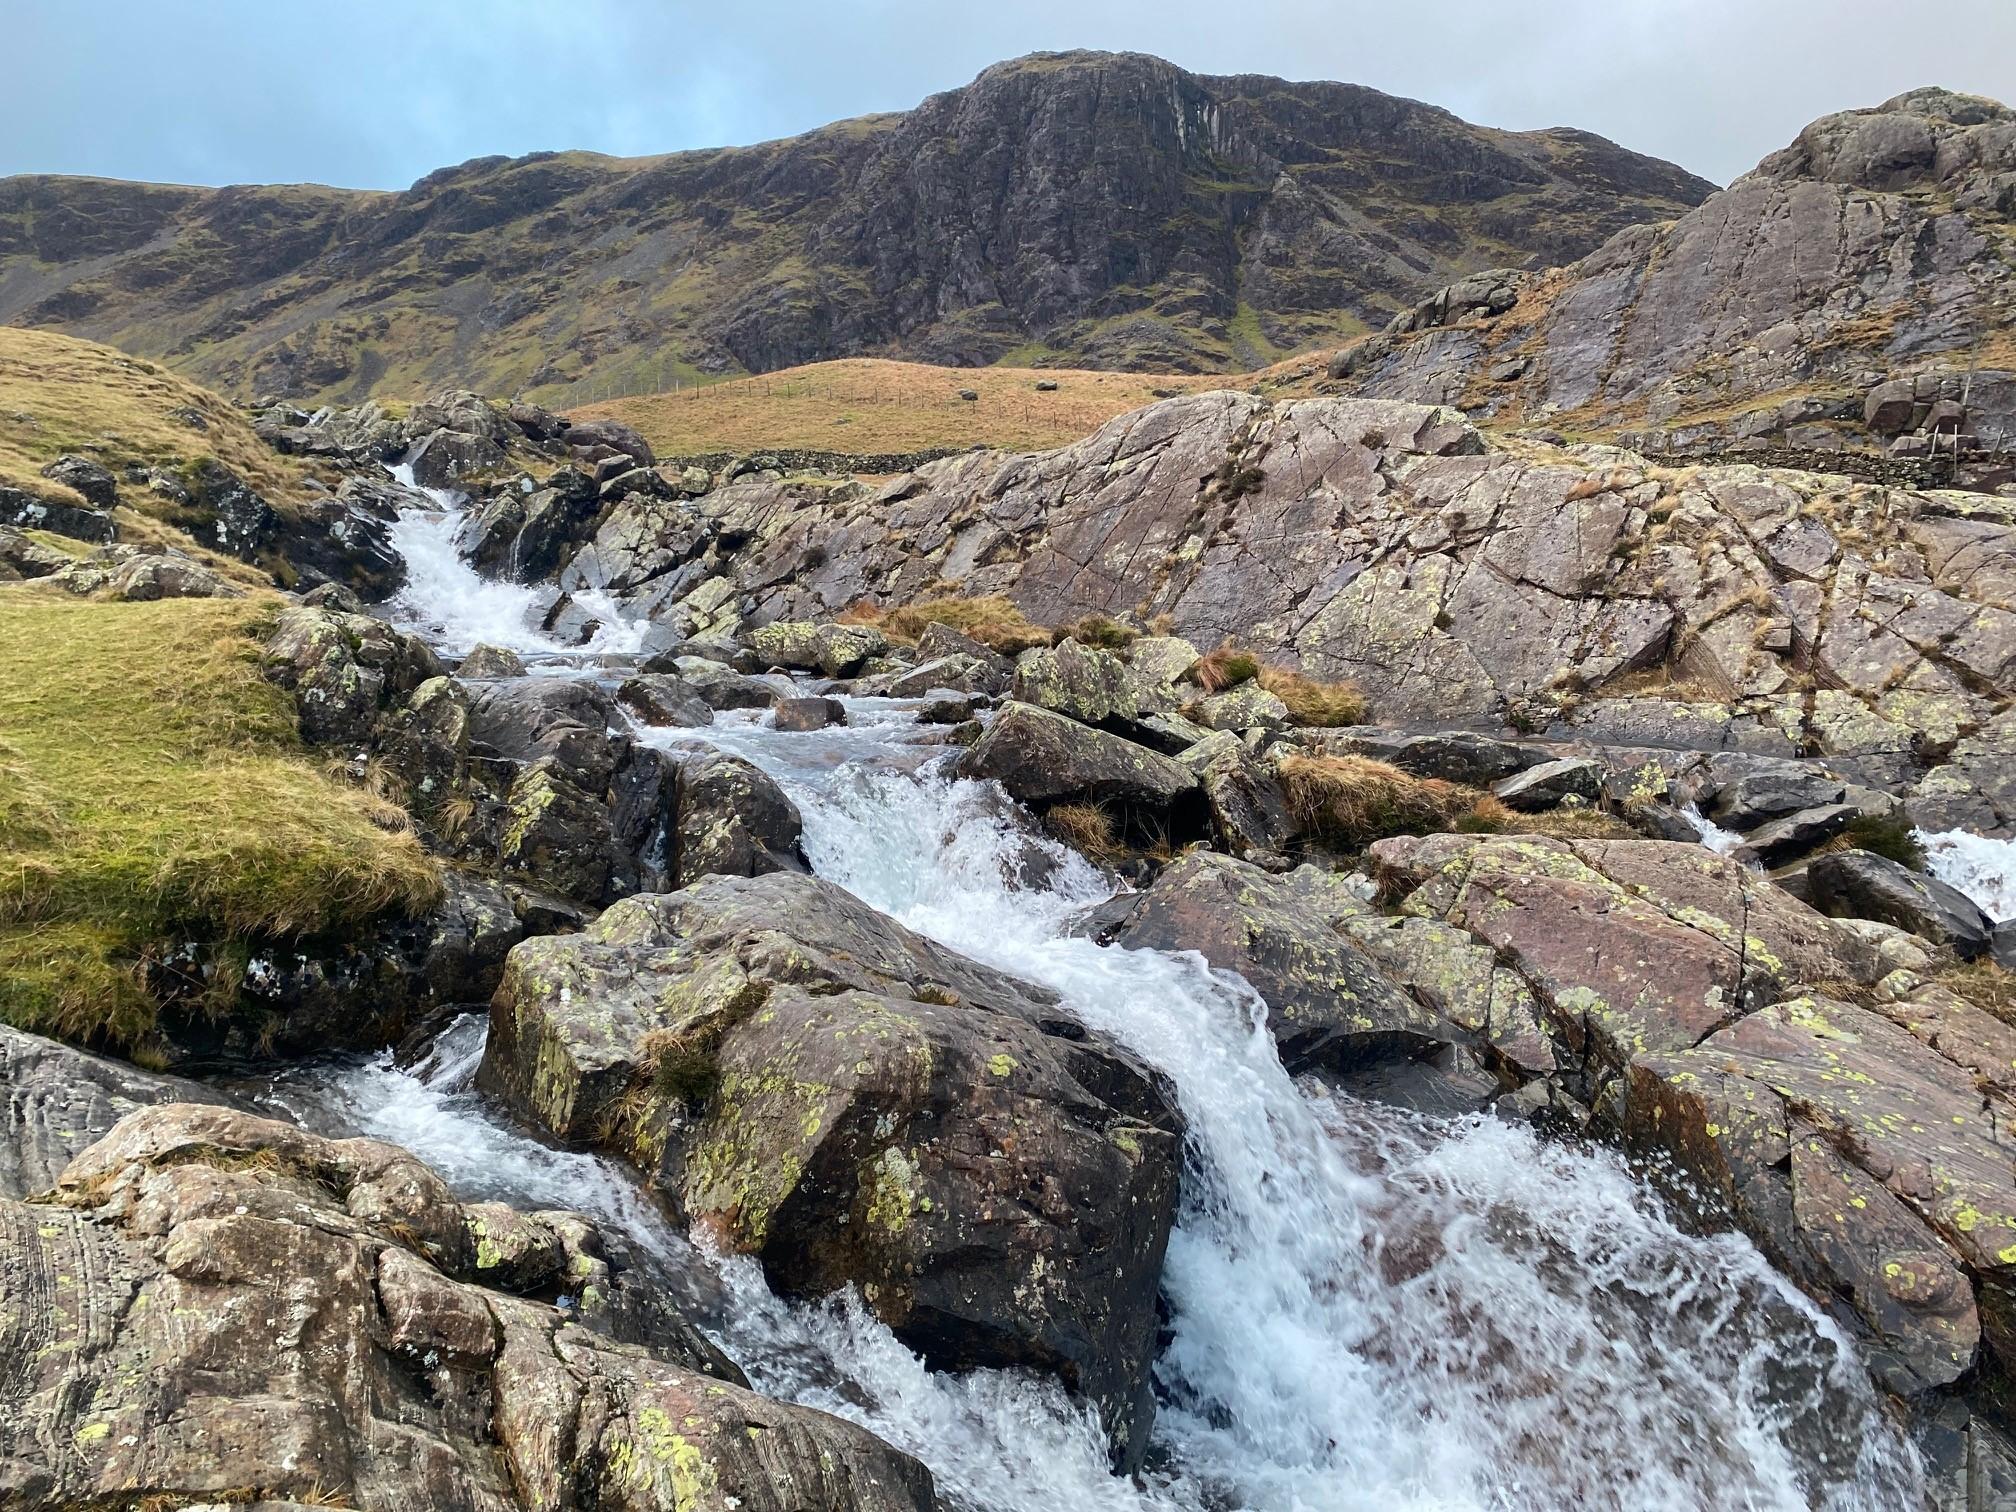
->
0 1103 931 1511
1492 757 1602 811
617 671 715 728
1012 638 1176 728
0 524 74 581
955 701 1199 813
48 544 248 602
456 641 527 679
1179 731 1298 861
670 751 806 884
1081 852 1460 1072
263 604 445 745
744 619 888 677
483 870 1181 1467
854 652 1006 698
1186 682 1291 732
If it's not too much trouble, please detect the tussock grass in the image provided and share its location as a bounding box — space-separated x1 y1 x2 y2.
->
1057 613 1139 651
0 327 308 516
1256 667 1367 727
1191 646 1262 693
1043 802 1122 862
1940 961 2016 1030
841 595 1052 656
0 595 439 1050
1280 754 1467 848
1458 795 1638 841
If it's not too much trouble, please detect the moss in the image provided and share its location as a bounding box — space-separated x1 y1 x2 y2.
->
0 595 439 1051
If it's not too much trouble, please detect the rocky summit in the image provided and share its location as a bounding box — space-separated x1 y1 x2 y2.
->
6 37 2016 1512
0 51 1707 400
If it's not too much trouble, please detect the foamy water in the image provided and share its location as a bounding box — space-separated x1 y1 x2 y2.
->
1919 828 2016 922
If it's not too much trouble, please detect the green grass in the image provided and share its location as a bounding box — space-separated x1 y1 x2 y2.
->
0 594 440 1052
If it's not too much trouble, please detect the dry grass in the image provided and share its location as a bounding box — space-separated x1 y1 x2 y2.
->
1191 646 1262 693
0 594 440 1050
0 327 309 513
841 595 1052 656
1279 754 1467 848
1044 802 1123 862
1941 961 2016 1029
1460 795 1639 841
570 357 1226 460
1256 667 1368 727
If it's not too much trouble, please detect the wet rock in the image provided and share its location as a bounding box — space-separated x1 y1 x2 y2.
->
1180 731 1298 862
956 701 1199 812
0 1103 930 1510
39 453 118 509
855 652 1007 698
1731 803 1859 868
617 672 715 728
1082 852 1460 1073
670 751 806 884
1808 849 1997 959
0 1026 246 1199
484 870 1181 1466
1492 757 1603 811
660 656 788 711
457 642 527 679
407 427 507 489
744 619 888 677
773 694 846 731
920 695 979 724
417 870 525 1002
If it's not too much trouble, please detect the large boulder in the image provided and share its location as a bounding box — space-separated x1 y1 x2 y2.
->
955 701 1199 814
483 870 1182 1466
743 619 888 677
38 454 118 509
1081 853 1460 1072
669 751 806 884
263 604 445 746
1011 638 1175 728
1807 849 1997 959
0 1103 932 1511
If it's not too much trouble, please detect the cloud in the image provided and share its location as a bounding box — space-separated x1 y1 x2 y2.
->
4 0 2013 190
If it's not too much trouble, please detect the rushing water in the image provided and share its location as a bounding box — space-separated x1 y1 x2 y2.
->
283 478 1934 1510
1919 828 2016 922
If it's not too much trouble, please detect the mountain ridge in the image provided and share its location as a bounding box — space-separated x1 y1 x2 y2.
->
0 49 1712 402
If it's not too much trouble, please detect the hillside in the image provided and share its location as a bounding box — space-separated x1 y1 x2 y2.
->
0 51 1711 404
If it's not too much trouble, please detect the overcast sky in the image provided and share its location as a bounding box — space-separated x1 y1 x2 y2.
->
9 0 2016 191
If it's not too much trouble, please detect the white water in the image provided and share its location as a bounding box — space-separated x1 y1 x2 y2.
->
1918 828 2016 922
295 498 1929 1506
1682 801 1748 857
381 462 649 659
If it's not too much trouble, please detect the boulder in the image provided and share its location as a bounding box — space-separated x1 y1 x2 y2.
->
915 620 1013 671
856 653 1007 698
773 694 846 731
483 871 1182 1465
0 1103 932 1511
617 672 715 728
0 483 114 543
670 752 806 884
1186 683 1291 731
1012 638 1175 727
1732 803 1859 868
659 656 788 711
955 701 1199 812
407 427 507 489
49 546 247 602
1125 635 1201 688
1082 852 1459 1072
1807 849 1997 959
744 619 889 677
263 605 445 746
0 524 73 581
1710 769 1848 829
1492 757 1603 811
1180 732 1298 861
457 642 528 679
565 415 655 468
39 453 118 509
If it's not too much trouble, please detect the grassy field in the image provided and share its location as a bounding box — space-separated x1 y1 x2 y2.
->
0 594 439 1053
0 326 308 510
567 358 1244 457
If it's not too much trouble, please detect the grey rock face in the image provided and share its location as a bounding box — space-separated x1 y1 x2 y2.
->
1808 849 1997 958
956 701 1200 811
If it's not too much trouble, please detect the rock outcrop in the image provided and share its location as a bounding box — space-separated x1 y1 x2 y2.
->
0 1103 933 1510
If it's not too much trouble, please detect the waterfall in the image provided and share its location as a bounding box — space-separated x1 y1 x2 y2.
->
266 689 1925 1511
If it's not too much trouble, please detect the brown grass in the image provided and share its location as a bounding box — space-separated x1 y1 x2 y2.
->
1939 961 2016 1030
1191 646 1262 693
1460 795 1639 841
1279 754 1467 848
841 595 1051 656
570 357 1226 460
1256 667 1367 727
1044 802 1123 862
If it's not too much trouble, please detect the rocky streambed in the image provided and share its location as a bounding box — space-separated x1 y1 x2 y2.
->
8 401 2016 1510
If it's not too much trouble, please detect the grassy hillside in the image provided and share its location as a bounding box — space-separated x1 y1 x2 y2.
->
0 594 440 1055
0 326 307 509
572 359 1234 457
